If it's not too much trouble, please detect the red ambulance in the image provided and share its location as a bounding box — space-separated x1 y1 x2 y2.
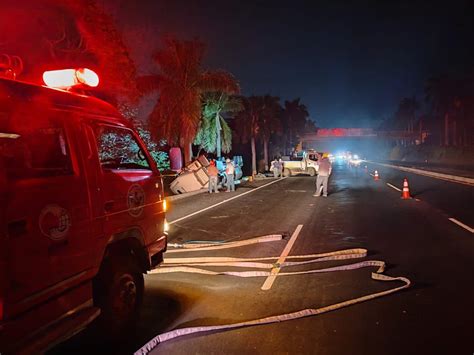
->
0 68 168 353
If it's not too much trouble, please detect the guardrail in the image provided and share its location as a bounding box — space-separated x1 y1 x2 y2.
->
368 161 474 186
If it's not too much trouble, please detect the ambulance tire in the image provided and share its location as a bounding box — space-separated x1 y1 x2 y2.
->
93 253 144 339
283 169 292 177
308 168 316 177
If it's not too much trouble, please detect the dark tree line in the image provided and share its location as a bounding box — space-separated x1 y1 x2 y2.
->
232 96 315 175
383 74 474 148
2 1 317 175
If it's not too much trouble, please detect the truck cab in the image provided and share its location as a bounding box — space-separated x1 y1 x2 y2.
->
0 69 167 353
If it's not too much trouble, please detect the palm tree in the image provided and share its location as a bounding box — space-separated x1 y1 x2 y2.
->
234 95 282 174
282 98 310 154
194 93 243 157
234 96 263 177
138 37 239 163
259 95 282 170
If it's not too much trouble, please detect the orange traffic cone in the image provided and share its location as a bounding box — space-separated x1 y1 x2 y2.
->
374 170 380 181
401 178 411 199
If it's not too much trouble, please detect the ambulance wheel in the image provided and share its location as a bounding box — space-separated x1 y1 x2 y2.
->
93 253 144 337
283 169 292 177
308 168 316 177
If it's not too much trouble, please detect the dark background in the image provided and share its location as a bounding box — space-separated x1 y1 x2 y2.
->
104 0 474 128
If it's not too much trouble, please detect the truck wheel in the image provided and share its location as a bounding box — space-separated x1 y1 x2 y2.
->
93 253 144 338
283 169 292 177
308 168 316 177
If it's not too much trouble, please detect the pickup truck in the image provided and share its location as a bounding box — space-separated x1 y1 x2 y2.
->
282 152 319 177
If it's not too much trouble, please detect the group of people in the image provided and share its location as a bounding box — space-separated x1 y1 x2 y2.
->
206 153 333 197
207 158 235 194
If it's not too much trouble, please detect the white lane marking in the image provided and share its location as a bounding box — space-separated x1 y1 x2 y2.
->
386 183 402 192
448 218 474 234
169 178 287 225
261 224 303 290
369 173 375 177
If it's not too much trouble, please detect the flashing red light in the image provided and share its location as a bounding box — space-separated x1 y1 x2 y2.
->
43 68 99 89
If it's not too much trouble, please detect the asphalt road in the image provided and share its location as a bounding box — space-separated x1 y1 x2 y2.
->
53 162 474 355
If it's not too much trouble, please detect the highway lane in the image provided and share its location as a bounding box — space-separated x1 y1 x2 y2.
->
364 161 474 229
51 163 474 355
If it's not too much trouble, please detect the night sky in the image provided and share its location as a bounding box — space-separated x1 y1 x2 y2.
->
105 0 474 128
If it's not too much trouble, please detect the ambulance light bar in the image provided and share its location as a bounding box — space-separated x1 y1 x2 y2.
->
43 68 99 89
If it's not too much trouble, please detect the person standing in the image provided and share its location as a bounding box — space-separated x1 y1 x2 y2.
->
313 154 332 197
270 157 278 178
225 158 235 192
278 158 283 178
207 159 219 193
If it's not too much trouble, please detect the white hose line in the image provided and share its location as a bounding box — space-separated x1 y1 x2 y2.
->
160 252 368 270
150 259 386 277
166 234 283 253
137 261 410 354
163 248 367 264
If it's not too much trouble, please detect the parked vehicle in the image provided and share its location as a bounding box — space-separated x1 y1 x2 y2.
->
0 68 168 353
282 151 320 177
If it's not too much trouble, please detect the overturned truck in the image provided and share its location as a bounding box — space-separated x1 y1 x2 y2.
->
170 156 243 194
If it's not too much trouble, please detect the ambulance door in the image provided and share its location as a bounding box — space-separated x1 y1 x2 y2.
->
92 124 163 245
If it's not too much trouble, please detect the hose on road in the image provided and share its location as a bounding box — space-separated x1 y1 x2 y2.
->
166 234 284 252
137 236 410 355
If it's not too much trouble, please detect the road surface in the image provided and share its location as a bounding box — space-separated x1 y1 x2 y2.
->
52 162 474 355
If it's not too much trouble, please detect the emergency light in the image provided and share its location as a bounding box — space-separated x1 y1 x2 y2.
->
43 68 99 89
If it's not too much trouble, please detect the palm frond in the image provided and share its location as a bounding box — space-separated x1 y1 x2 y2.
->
198 70 240 94
194 113 218 153
146 37 238 152
223 96 244 114
220 116 232 153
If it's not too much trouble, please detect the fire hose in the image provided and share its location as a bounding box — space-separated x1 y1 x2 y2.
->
166 234 284 251
136 236 411 354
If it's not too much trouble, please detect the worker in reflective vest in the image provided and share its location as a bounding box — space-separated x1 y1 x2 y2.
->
225 158 235 192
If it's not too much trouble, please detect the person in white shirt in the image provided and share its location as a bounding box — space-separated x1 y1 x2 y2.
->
277 158 283 178
313 155 332 197
270 158 278 178
225 158 235 192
